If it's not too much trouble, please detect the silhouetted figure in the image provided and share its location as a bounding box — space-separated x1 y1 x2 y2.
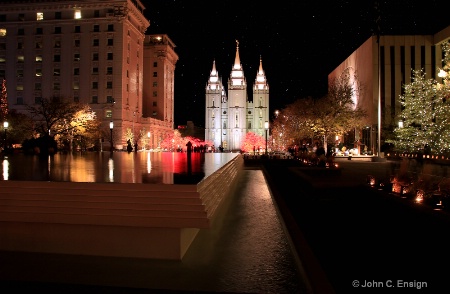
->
127 139 132 153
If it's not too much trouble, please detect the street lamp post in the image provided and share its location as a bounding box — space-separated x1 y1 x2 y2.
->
264 121 269 155
3 121 8 151
147 131 151 150
109 121 114 153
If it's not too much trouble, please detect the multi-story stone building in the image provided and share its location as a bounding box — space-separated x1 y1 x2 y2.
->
205 41 269 151
329 25 450 155
0 0 177 150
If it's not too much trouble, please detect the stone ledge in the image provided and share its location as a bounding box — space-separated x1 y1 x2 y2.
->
0 154 243 260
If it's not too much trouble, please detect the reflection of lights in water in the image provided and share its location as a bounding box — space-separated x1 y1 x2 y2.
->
108 158 114 182
2 158 9 180
48 155 51 176
147 152 152 174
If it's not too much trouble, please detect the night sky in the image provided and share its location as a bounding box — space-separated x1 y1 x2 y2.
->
142 0 449 127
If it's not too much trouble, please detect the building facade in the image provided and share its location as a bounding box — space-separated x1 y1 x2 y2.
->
329 25 450 155
0 0 176 150
205 41 269 151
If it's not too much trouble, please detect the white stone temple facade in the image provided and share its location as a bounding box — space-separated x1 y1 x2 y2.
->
205 41 269 151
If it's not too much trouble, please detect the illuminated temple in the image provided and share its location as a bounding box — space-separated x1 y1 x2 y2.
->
204 41 270 151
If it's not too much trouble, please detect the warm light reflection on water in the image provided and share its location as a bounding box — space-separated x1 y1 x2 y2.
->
1 152 237 184
2 158 8 181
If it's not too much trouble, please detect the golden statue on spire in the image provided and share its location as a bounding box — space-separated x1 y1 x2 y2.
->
236 39 239 47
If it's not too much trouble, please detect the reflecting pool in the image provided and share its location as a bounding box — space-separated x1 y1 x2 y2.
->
1 152 238 184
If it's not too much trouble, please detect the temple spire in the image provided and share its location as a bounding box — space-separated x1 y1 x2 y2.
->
234 40 241 69
254 55 268 90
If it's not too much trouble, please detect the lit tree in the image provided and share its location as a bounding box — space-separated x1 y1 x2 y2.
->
24 97 102 153
389 41 450 154
240 132 265 153
26 97 83 137
313 68 367 153
65 105 101 150
272 68 367 153
392 69 439 152
0 78 8 121
159 130 212 152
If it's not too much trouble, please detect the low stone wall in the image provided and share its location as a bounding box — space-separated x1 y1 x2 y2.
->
0 154 243 260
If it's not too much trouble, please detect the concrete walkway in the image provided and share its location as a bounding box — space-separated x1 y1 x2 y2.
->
0 169 312 293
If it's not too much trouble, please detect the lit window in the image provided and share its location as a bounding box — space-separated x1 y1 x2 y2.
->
37 12 43 21
17 55 24 63
35 68 42 77
16 84 24 90
106 110 112 118
0 29 6 37
73 82 79 90
74 10 81 19
53 69 60 76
